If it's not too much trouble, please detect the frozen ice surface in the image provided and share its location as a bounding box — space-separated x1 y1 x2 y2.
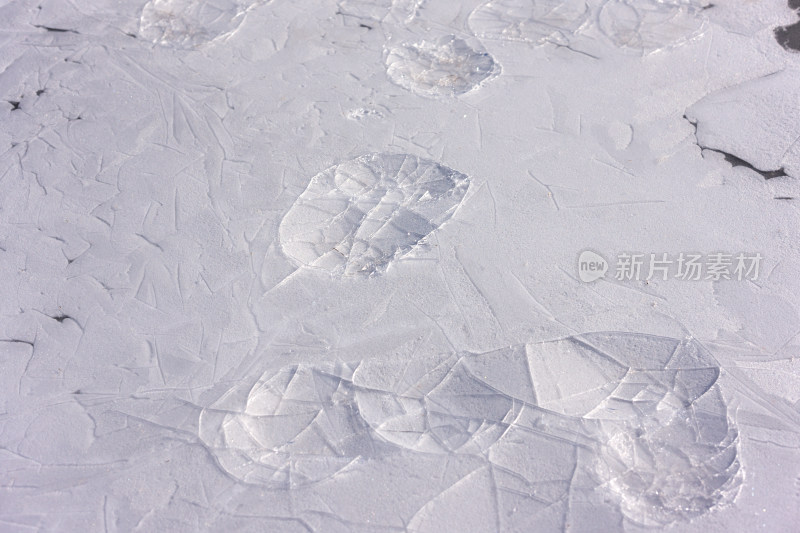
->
3 0 800 530
139 0 267 48
468 0 590 45
279 153 470 275
200 334 740 526
384 36 499 98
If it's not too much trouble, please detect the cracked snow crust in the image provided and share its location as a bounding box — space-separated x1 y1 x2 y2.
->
279 153 470 275
1 0 799 531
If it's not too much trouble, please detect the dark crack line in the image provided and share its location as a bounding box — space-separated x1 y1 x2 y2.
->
701 147 788 179
683 115 790 180
546 40 600 60
33 24 79 34
0 338 34 347
46 313 81 328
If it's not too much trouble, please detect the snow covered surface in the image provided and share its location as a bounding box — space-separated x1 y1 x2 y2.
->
1 0 799 531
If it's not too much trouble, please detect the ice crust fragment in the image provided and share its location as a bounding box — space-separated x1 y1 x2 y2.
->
139 0 266 48
199 333 741 525
597 0 708 53
468 0 708 53
384 36 499 98
468 0 590 45
278 153 471 275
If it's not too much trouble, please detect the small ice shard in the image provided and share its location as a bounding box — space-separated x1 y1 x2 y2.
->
468 0 589 45
384 36 498 98
598 0 708 53
139 0 266 49
278 153 471 276
346 107 383 120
